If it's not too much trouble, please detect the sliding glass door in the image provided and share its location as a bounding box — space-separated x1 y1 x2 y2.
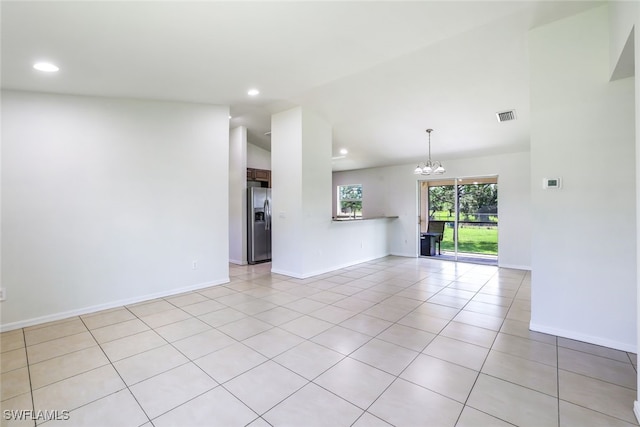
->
419 177 498 264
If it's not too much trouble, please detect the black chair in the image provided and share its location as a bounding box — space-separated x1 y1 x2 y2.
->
426 221 446 255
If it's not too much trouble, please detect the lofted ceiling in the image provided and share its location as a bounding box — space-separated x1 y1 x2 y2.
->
1 1 603 171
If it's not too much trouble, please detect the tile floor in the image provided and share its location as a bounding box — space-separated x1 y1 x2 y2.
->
1 256 638 427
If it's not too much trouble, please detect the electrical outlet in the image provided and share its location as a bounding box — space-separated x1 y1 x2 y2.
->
0 288 6 302
192 260 198 270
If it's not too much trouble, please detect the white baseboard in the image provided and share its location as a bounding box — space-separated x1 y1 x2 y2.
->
634 401 640 424
388 252 530 269
271 253 392 279
229 259 247 265
498 263 531 271
389 251 417 258
530 322 637 353
0 278 230 333
269 268 305 279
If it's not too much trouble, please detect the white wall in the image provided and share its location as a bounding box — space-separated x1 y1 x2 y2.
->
332 169 388 218
529 6 636 352
609 0 637 80
271 108 305 276
1 91 230 330
333 151 532 269
247 143 271 170
271 107 394 278
229 126 248 265
299 108 333 274
634 4 640 421
608 2 640 416
629 2 640 420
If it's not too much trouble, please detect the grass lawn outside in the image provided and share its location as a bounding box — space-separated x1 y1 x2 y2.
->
439 224 497 255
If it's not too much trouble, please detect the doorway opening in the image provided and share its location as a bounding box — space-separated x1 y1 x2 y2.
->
419 176 498 265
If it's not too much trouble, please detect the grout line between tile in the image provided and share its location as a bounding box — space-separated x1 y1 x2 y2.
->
453 268 528 426
21 328 37 427
10 258 634 426
78 315 153 426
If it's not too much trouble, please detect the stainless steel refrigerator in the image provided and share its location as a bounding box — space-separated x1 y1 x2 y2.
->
247 187 272 264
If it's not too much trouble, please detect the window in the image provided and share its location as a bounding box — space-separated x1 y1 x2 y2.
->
337 184 362 217
420 177 498 262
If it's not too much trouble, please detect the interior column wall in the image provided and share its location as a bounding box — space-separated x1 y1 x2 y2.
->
229 126 248 265
529 5 636 351
270 106 334 277
271 107 305 277
272 107 392 278
635 6 640 423
611 0 640 419
636 13 640 422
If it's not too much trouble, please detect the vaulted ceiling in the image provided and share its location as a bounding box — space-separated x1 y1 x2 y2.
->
1 1 603 171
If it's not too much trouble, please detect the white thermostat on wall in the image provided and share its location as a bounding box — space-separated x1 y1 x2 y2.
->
543 177 561 189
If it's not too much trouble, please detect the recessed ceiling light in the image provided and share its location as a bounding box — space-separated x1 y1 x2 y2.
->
33 62 59 72
339 148 348 155
247 88 260 96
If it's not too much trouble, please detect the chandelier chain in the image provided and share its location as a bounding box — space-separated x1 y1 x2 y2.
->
414 128 445 176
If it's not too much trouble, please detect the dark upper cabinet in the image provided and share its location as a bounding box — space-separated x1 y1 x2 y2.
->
247 168 271 187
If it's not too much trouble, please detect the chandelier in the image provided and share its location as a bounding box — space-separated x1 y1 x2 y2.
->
414 129 445 175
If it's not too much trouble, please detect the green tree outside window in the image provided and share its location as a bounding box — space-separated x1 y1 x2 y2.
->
338 184 362 218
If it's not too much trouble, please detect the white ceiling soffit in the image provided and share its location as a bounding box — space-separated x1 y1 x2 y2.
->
1 1 604 171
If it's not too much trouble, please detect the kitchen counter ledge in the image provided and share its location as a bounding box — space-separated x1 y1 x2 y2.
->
332 216 398 222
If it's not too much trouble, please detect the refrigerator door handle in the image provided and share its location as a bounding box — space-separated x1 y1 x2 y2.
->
265 199 271 230
263 199 268 230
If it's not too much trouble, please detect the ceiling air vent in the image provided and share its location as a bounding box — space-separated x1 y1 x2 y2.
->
496 110 516 122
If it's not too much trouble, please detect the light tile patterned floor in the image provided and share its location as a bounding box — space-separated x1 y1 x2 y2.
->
1 256 638 426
